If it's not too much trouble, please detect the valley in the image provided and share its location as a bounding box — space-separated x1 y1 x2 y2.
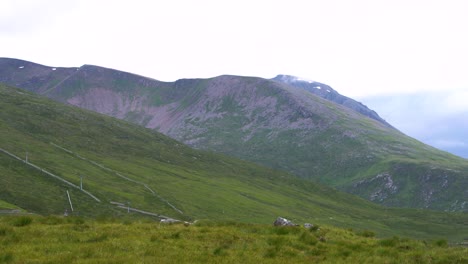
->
0 83 467 243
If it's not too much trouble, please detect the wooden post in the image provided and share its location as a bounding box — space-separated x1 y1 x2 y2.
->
80 175 83 190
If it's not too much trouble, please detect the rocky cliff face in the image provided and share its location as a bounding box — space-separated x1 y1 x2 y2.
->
1 57 467 211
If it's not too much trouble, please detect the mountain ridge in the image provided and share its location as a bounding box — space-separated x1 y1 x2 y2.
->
0 57 466 212
272 74 393 128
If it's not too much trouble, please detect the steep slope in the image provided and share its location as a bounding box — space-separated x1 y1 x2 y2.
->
0 58 467 212
272 74 392 127
1 83 468 242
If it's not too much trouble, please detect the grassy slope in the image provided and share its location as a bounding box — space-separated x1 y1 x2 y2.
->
0 216 466 264
0 200 21 210
159 77 468 211
0 84 467 242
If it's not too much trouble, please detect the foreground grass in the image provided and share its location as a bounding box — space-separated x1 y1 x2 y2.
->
0 216 466 264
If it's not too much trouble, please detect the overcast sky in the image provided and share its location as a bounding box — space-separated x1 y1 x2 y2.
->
1 0 467 157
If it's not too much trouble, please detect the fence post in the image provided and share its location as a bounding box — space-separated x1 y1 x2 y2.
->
67 190 74 212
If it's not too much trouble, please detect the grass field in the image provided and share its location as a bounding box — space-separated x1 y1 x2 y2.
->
0 216 466 263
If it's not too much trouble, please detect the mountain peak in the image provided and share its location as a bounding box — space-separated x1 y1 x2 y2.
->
272 74 392 128
273 74 316 84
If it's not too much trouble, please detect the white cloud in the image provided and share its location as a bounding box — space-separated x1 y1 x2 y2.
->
2 0 467 95
0 0 78 35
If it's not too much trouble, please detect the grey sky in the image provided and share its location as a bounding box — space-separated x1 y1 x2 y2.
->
363 92 468 158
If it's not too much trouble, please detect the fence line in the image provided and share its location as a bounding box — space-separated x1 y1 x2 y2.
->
0 147 101 203
111 202 179 221
51 143 183 214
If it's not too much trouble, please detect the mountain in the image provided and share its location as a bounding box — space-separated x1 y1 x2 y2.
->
0 58 467 212
1 83 468 242
272 74 392 127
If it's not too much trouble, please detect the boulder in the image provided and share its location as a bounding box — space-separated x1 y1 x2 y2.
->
304 223 314 229
273 217 298 226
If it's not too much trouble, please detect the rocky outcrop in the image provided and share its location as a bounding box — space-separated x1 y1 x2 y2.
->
273 217 298 227
352 173 399 202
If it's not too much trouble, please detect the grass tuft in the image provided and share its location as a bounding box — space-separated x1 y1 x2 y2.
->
0 252 13 263
0 226 12 236
356 229 376 238
39 215 65 225
433 239 448 247
298 231 318 245
379 236 400 247
11 216 32 227
86 233 108 243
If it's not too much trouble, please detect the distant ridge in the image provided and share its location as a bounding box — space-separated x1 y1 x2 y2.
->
0 57 467 212
272 74 392 127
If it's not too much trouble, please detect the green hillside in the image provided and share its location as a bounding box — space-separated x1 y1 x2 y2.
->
0 200 21 210
0 84 467 242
